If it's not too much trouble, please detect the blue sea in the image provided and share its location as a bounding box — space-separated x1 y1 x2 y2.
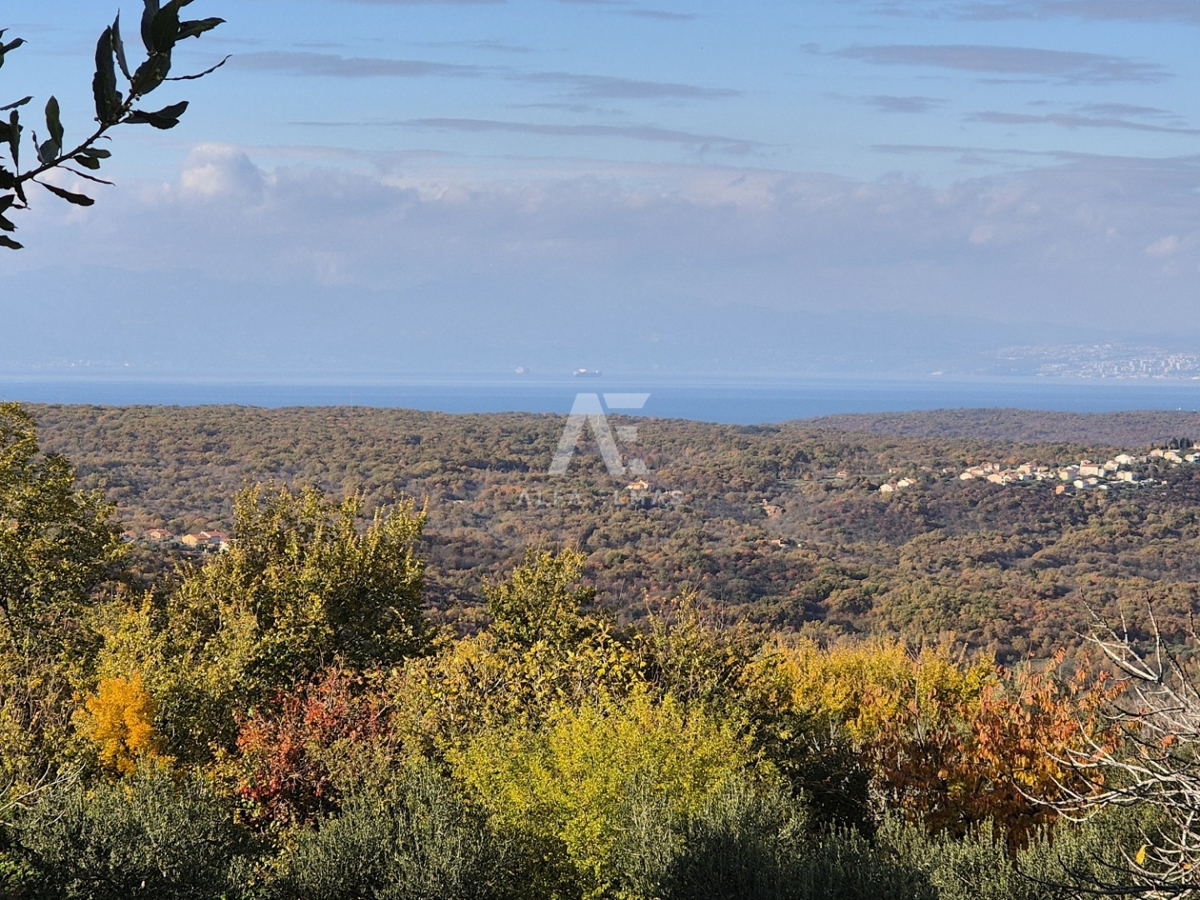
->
3 376 1200 425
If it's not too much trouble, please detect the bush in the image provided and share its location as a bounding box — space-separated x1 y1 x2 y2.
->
879 804 1153 900
273 764 511 900
621 777 933 900
455 690 750 899
14 762 251 900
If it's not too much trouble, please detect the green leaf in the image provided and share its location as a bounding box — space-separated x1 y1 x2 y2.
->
112 14 133 81
38 181 95 207
6 111 21 170
45 96 64 149
178 18 224 41
0 195 13 215
125 101 189 130
0 37 26 70
0 215 14 233
37 137 61 167
132 55 172 96
0 235 23 250
141 0 161 54
92 27 123 125
72 148 114 171
149 2 186 56
0 97 32 112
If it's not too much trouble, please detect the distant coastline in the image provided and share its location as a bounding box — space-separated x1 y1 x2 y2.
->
4 375 1200 425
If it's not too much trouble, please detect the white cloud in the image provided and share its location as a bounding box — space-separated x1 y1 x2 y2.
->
180 144 268 201
9 144 1200 348
1145 234 1180 257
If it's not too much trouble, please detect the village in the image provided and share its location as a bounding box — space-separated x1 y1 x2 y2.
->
119 528 229 551
878 443 1198 496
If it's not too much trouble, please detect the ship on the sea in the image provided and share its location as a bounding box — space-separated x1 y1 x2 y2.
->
573 368 602 377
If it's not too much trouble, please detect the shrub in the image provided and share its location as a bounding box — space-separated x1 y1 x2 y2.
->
15 762 251 900
455 690 750 899
622 778 932 900
273 764 511 900
81 674 169 776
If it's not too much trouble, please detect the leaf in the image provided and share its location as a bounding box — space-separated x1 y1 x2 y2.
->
0 215 13 233
0 37 26 70
141 0 161 54
178 18 224 41
38 181 95 207
37 136 62 167
92 27 123 125
72 148 114 171
125 101 189 130
132 56 172 96
0 195 12 215
0 96 32 112
45 96 64 149
6 111 21 170
112 15 133 81
0 235 22 250
148 1 186 56
1136 844 1147 866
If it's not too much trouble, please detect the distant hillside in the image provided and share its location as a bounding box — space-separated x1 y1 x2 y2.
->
806 408 1200 447
23 403 1200 658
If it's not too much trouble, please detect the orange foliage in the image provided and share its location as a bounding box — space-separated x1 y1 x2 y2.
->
234 668 387 828
83 674 168 775
761 641 1120 850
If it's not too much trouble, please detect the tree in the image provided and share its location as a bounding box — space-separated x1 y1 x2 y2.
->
0 402 126 782
109 484 429 763
0 2 226 249
1048 612 1200 896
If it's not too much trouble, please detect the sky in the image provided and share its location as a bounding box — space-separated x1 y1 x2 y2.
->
2 0 1200 379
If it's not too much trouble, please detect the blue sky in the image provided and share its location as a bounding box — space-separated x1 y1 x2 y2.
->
3 0 1200 377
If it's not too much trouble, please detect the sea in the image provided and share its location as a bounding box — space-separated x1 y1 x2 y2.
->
3 376 1200 425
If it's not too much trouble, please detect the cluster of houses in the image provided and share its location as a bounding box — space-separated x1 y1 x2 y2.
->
877 445 1198 496
119 528 229 551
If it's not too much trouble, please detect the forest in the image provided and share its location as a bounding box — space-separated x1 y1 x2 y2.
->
5 400 1200 898
28 403 1200 654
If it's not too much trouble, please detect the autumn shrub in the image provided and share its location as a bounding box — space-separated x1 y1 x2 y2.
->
271 763 512 900
756 639 1119 849
80 674 169 775
233 667 390 829
13 761 252 900
454 689 752 900
388 549 643 758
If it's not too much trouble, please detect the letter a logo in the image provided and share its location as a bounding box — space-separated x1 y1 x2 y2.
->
550 393 649 478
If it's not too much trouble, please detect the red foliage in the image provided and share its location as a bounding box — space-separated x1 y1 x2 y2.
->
234 668 386 828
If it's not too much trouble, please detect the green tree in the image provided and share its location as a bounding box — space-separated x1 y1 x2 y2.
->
486 547 597 650
103 484 429 762
0 402 125 782
0 2 225 249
